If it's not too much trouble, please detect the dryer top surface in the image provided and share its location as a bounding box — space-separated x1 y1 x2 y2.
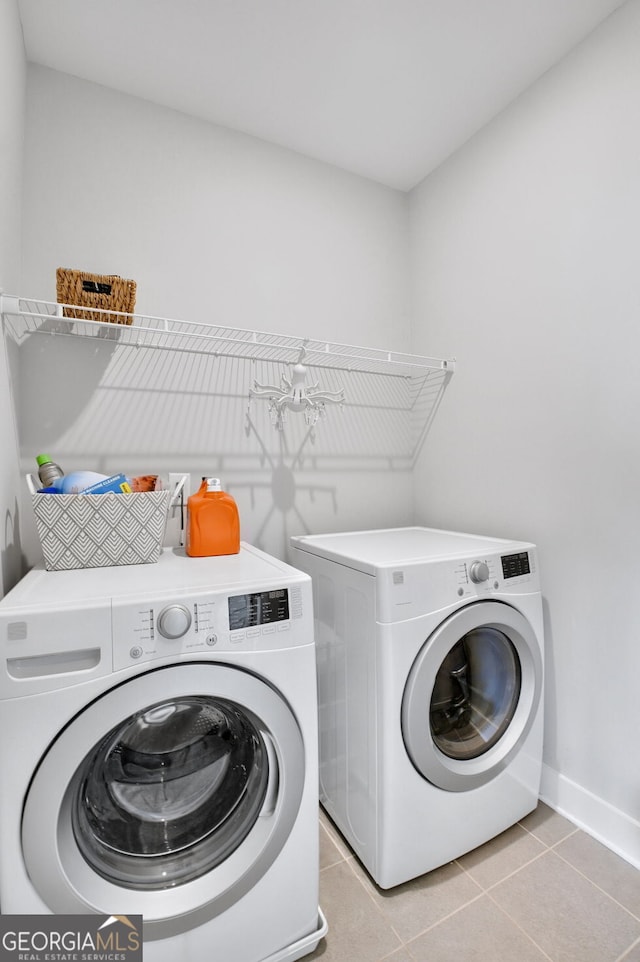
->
291 526 535 575
1 543 308 610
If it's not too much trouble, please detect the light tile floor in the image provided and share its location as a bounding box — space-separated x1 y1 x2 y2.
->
310 803 640 962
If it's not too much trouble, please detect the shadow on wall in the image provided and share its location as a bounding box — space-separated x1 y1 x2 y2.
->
15 323 120 459
539 595 559 774
7 324 450 563
236 410 341 551
2 498 27 593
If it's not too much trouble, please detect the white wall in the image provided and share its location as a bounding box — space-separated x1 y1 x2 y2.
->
18 66 413 564
0 0 27 597
410 0 640 865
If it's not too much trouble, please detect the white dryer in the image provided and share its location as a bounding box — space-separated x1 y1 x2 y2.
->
290 526 544 889
0 545 325 962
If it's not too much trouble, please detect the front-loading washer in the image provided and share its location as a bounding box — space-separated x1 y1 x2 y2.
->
0 544 326 962
290 526 544 889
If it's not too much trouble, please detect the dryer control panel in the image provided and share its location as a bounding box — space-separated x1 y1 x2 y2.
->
455 549 536 598
501 551 531 580
112 583 305 671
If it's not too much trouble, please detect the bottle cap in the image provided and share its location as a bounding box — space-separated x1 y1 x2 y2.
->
206 478 222 491
36 454 53 466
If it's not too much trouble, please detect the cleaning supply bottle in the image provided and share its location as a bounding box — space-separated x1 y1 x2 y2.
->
186 478 240 557
35 460 111 494
56 471 110 493
36 454 64 488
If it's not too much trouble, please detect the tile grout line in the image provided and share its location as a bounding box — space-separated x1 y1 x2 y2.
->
319 818 356 870
321 812 417 946
378 944 414 962
484 886 556 962
342 854 408 956
400 891 488 949
341 852 488 951
520 824 581 846
614 933 640 962
550 842 640 926
319 810 362 863
319 854 346 873
318 851 408 961
455 844 551 895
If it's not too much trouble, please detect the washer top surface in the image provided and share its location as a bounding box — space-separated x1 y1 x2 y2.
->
1 543 306 610
291 526 535 575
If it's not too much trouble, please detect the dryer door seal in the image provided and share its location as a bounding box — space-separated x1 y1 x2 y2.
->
21 663 305 940
401 601 542 792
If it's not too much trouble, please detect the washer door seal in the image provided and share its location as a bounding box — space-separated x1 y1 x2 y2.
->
21 663 305 940
401 601 542 792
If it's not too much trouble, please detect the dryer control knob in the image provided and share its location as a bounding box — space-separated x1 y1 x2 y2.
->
157 604 192 639
469 561 490 584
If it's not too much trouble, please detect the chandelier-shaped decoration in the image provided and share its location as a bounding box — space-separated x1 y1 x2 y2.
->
249 342 345 433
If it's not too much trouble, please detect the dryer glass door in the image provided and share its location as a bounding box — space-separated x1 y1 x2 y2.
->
430 628 521 760
402 601 542 792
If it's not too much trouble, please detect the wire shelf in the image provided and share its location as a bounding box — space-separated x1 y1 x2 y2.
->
1 294 455 463
1 295 455 380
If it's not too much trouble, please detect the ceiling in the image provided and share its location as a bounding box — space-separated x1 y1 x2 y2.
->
18 0 626 191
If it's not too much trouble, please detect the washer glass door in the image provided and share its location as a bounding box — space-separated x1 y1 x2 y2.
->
401 601 542 791
73 694 269 890
22 663 305 939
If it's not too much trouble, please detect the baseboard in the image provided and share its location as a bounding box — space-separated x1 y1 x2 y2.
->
540 762 640 870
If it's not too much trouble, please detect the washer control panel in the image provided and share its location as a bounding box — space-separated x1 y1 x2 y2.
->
157 604 192 639
469 560 490 584
112 583 304 671
228 588 290 630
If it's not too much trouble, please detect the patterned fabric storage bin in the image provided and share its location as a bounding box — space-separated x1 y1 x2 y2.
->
27 477 169 570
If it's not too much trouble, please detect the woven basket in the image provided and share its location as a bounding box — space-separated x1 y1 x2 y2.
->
56 268 136 325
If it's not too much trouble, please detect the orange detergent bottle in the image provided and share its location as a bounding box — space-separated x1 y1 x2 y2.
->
186 477 240 557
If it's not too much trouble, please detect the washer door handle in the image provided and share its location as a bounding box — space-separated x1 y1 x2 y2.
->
259 730 280 817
